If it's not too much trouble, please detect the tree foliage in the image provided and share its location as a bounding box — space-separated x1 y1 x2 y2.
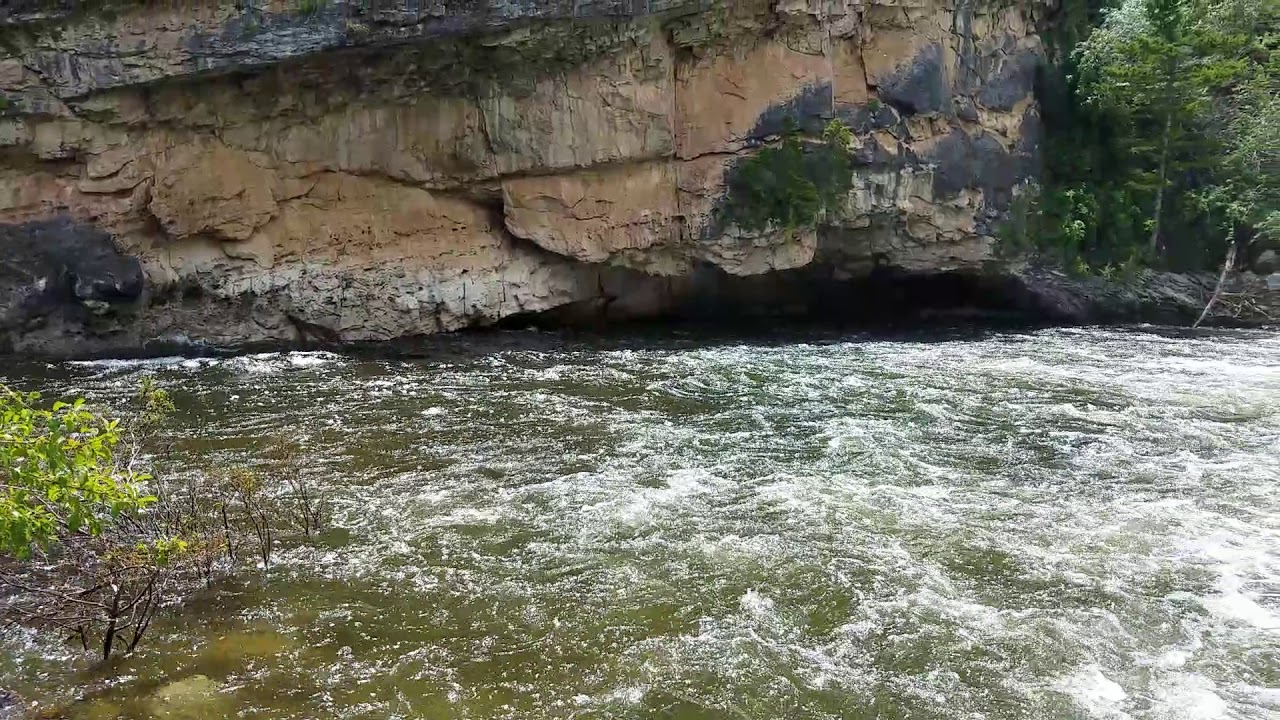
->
1024 0 1278 273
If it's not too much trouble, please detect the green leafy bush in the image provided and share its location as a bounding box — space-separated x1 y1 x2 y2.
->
0 388 151 557
297 0 326 16
725 119 855 232
0 383 330 662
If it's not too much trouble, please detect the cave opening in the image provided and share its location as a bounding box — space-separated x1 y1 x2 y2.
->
666 265 1044 328
499 265 1049 333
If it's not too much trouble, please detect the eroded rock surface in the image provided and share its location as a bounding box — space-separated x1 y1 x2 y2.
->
0 0 1062 355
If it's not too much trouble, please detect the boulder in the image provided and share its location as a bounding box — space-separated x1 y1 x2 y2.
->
1254 249 1277 274
148 675 233 720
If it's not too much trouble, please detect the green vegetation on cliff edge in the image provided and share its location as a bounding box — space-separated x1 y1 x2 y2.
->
725 120 856 232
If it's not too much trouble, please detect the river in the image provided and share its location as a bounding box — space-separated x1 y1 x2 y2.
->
1 326 1278 719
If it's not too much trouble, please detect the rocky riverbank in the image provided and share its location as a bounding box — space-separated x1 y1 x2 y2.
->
1007 266 1278 327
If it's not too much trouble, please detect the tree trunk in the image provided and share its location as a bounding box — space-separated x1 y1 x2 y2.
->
1149 112 1172 254
101 586 122 662
1193 239 1238 328
221 504 236 561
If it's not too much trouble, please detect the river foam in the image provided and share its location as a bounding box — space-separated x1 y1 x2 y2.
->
2 327 1278 719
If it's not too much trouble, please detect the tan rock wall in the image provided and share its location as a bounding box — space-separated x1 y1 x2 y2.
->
502 161 681 267
674 35 832 158
0 0 1047 354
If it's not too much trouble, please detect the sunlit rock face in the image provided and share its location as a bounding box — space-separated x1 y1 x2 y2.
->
0 0 1052 355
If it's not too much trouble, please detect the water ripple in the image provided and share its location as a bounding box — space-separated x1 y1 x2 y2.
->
2 326 1278 719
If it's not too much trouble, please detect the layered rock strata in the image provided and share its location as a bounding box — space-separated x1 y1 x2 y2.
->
1 0 1065 355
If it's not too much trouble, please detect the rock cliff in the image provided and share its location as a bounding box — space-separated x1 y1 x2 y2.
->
0 0 1185 357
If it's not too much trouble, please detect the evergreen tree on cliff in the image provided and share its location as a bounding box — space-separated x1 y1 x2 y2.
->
1038 0 1277 273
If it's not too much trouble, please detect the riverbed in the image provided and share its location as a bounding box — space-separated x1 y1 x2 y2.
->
2 326 1278 719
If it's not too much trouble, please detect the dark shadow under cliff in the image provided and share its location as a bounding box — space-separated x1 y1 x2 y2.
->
501 260 1277 335
673 265 1048 327
501 264 1065 332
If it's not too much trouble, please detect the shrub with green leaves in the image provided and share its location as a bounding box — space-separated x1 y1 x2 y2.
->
0 383 331 662
0 388 152 558
297 0 326 16
725 119 856 232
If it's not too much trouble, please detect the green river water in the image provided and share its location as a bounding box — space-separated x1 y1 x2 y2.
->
0 326 1278 719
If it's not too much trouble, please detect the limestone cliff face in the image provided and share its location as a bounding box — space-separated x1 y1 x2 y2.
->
0 0 1050 355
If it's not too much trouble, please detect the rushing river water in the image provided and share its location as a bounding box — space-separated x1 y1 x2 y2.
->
1 327 1279 719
